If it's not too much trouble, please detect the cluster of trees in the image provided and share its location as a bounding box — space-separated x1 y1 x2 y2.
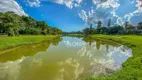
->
63 31 83 34
0 12 62 36
83 19 142 35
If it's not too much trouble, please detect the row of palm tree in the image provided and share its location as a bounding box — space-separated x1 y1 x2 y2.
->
83 19 142 35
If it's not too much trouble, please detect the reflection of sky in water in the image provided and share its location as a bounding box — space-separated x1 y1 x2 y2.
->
77 41 132 77
0 37 132 80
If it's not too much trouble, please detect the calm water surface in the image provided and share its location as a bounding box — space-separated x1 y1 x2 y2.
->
0 36 132 80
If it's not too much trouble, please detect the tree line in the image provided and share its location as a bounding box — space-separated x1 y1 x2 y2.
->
0 12 62 36
83 19 142 35
63 31 83 34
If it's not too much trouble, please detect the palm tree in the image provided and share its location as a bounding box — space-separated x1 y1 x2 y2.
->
97 21 102 29
107 19 111 28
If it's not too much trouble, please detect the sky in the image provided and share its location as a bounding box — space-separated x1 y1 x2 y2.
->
0 0 142 32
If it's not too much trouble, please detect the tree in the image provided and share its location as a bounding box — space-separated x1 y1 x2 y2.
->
107 19 111 28
22 16 37 28
90 23 93 34
52 27 62 35
3 12 20 36
108 26 124 34
47 27 52 35
124 21 130 33
100 27 108 34
138 22 142 30
37 21 48 35
0 12 62 36
97 21 102 29
83 28 91 35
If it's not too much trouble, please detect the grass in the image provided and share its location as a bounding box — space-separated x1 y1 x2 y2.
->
0 35 58 50
86 34 142 80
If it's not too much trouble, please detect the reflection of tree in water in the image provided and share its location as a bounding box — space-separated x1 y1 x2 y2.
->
83 36 119 51
106 44 109 53
121 46 127 52
51 37 63 46
62 35 83 38
83 37 101 50
83 37 93 46
0 37 62 62
78 37 132 79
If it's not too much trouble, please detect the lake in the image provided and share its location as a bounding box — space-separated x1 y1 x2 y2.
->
0 36 132 80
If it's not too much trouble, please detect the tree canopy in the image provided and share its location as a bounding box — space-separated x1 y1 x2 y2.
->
0 12 62 36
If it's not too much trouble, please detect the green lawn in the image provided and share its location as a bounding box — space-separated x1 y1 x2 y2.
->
87 34 142 80
0 35 58 50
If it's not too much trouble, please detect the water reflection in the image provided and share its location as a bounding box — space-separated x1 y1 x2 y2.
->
0 37 132 80
0 37 62 62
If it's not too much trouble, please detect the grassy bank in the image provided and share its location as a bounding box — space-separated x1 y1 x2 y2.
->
87 34 142 80
0 35 58 50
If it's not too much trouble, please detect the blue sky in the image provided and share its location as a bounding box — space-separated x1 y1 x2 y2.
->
1 0 142 32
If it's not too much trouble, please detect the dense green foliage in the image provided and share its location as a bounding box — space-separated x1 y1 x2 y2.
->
83 28 93 35
0 12 62 36
63 31 83 34
83 21 142 35
83 26 125 35
83 35 142 80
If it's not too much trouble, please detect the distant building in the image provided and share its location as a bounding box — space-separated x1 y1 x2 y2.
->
131 26 142 34
136 26 142 34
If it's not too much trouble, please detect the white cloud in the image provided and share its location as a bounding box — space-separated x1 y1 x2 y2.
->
93 0 124 25
124 0 142 21
92 0 120 9
78 9 100 25
27 0 41 7
79 8 105 25
26 0 82 8
110 10 124 25
78 0 142 26
47 0 82 8
129 0 135 3
0 0 27 16
79 0 122 25
78 10 88 22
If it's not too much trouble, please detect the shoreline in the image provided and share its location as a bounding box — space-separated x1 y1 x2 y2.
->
0 35 60 55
